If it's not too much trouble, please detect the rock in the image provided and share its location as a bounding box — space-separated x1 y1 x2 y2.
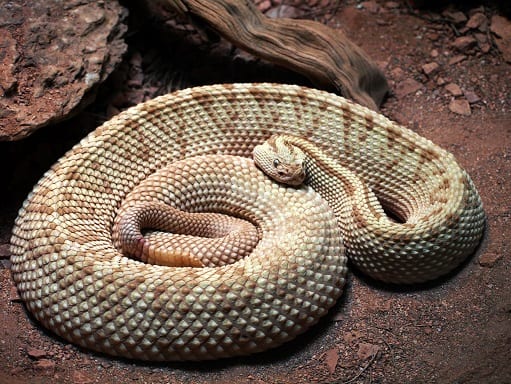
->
72 370 94 384
422 62 440 76
9 285 20 302
0 1 127 140
428 32 440 42
442 10 467 25
390 67 405 80
448 55 467 65
491 15 511 39
376 18 391 26
474 33 491 53
466 12 488 31
436 77 447 86
357 342 380 360
430 49 439 58
458 26 470 35
449 99 471 116
445 83 463 96
468 6 486 17
395 78 423 98
479 42 491 54
479 252 501 267
343 330 363 343
34 359 55 371
27 348 48 359
491 15 511 63
451 36 477 51
464 90 481 104
324 348 339 374
361 1 380 14
384 2 400 9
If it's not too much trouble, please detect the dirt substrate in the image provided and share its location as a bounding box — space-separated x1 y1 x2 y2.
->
0 1 510 383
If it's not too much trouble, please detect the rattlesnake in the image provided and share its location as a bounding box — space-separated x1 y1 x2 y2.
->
10 83 485 361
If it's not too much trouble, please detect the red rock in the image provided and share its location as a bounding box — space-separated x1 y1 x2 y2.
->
422 62 440 76
0 1 127 140
474 33 487 44
436 77 447 86
27 348 48 359
9 285 20 302
442 10 467 25
343 330 363 343
466 12 488 31
452 36 477 51
10 367 25 376
325 348 339 374
449 99 471 116
384 2 400 9
430 49 439 58
491 15 511 40
390 67 405 80
34 359 55 370
480 43 491 53
464 90 481 104
361 1 380 13
357 342 380 360
428 32 440 41
491 15 511 63
395 78 423 98
448 55 467 65
445 83 463 96
376 18 390 26
474 33 491 53
479 252 501 267
72 370 94 384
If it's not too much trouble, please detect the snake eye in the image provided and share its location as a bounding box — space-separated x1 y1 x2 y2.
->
273 159 280 167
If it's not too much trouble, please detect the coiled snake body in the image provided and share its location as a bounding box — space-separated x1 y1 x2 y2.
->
10 84 484 361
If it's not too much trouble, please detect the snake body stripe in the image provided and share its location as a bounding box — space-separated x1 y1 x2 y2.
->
10 83 485 361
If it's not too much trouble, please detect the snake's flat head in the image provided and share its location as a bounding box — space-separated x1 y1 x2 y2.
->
253 135 306 186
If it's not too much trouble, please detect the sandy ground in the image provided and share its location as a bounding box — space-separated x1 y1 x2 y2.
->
1 1 510 383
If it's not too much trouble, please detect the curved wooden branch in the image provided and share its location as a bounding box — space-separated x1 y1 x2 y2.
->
161 0 388 110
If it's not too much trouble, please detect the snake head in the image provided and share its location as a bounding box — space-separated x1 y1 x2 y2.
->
253 135 306 186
